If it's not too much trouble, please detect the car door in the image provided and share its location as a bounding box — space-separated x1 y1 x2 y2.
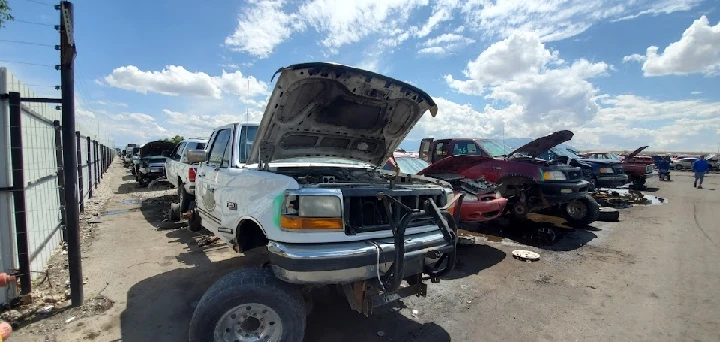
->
167 142 186 182
197 129 233 232
419 138 434 163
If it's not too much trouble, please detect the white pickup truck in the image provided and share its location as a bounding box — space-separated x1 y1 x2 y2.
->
184 62 461 342
164 138 208 212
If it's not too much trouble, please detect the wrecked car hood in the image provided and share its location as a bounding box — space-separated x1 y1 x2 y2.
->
139 141 176 158
417 155 494 176
625 146 649 160
509 130 574 158
248 62 438 166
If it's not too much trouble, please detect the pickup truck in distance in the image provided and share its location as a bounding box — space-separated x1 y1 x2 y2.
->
418 131 599 227
583 147 652 188
165 138 208 213
183 62 460 342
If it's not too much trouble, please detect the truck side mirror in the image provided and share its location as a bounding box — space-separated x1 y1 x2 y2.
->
186 149 208 163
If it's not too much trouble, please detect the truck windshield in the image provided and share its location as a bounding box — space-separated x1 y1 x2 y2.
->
395 157 429 174
551 146 582 159
476 139 512 157
273 157 370 167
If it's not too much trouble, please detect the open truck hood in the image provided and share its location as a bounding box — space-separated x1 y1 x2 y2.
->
248 62 437 166
139 141 176 158
625 145 649 160
509 130 574 158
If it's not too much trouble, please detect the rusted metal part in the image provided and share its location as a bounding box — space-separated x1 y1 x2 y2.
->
592 189 649 207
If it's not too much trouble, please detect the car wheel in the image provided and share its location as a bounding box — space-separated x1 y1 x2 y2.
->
675 165 683 171
188 268 306 342
187 201 203 232
178 182 191 212
561 194 600 227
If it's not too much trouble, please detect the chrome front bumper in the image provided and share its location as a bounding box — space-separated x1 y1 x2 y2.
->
268 230 452 284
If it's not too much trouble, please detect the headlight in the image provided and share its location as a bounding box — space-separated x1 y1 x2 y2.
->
543 170 567 181
599 168 614 174
298 196 342 217
280 194 343 231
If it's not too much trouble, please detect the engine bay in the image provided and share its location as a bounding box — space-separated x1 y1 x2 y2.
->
274 166 444 187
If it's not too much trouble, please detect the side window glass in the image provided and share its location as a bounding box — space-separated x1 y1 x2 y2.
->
435 142 448 157
382 161 395 171
175 142 186 161
221 138 232 168
208 129 231 167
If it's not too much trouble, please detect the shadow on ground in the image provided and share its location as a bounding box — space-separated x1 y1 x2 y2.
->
119 226 451 342
445 244 506 280
462 213 599 252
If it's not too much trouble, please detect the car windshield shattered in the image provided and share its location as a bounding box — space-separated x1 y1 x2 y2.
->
271 157 371 167
476 139 513 157
395 157 429 174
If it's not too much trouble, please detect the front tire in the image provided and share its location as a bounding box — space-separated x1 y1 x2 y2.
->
188 268 306 342
675 164 683 171
561 194 600 227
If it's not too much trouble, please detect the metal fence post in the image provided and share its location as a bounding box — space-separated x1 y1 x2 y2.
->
8 92 31 296
94 141 99 186
75 131 83 212
53 120 67 242
86 137 92 198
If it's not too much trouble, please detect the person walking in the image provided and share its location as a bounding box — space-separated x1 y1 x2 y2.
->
658 156 671 180
692 155 710 189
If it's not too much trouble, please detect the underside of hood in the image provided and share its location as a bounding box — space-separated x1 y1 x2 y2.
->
248 62 437 166
139 141 176 158
626 146 649 159
509 130 574 158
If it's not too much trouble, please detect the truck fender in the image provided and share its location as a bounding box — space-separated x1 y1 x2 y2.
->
233 217 269 253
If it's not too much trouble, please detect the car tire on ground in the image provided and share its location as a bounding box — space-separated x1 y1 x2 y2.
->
675 165 683 171
188 268 306 342
561 193 600 227
597 207 620 222
178 182 191 212
187 201 203 232
169 202 181 222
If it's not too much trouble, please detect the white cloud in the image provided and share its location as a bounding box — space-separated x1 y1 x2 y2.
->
115 112 156 124
623 16 720 76
103 65 268 99
445 32 609 134
224 0 701 59
691 91 702 95
418 33 475 54
461 0 702 42
224 0 300 58
418 46 448 55
299 0 428 52
93 100 128 107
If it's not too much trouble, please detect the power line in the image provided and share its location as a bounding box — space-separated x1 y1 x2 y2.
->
11 19 56 27
0 59 56 68
18 0 55 6
0 39 55 47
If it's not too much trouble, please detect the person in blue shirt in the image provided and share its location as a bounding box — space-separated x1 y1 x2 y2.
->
658 156 671 179
692 155 710 189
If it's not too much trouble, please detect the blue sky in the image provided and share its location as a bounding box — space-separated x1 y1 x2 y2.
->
1 0 719 153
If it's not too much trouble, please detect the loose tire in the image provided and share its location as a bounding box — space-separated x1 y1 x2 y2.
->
187 201 203 232
188 268 306 342
178 182 191 212
561 194 600 227
597 207 620 222
169 203 181 222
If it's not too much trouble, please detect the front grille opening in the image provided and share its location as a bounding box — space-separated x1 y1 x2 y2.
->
344 194 442 233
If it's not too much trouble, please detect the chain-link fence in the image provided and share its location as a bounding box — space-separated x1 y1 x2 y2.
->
0 68 114 304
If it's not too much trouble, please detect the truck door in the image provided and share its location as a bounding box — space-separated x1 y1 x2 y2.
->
197 128 233 232
419 138 434 163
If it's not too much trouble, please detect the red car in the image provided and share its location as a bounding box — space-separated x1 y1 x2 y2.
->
382 154 507 223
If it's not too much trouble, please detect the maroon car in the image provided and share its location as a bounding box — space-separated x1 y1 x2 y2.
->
418 131 599 227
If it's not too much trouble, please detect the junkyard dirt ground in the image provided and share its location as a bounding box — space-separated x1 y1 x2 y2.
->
11 162 720 341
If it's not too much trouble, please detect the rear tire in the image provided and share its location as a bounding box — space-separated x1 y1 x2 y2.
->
675 164 683 171
188 268 306 342
561 194 600 227
178 182 191 212
188 201 203 232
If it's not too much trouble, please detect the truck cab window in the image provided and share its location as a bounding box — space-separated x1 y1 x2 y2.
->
208 129 232 167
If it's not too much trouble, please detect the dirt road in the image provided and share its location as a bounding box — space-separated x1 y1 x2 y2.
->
12 163 720 341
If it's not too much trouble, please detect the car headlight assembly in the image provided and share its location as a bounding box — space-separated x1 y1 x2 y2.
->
281 195 343 231
599 167 614 174
543 170 567 181
298 196 342 217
